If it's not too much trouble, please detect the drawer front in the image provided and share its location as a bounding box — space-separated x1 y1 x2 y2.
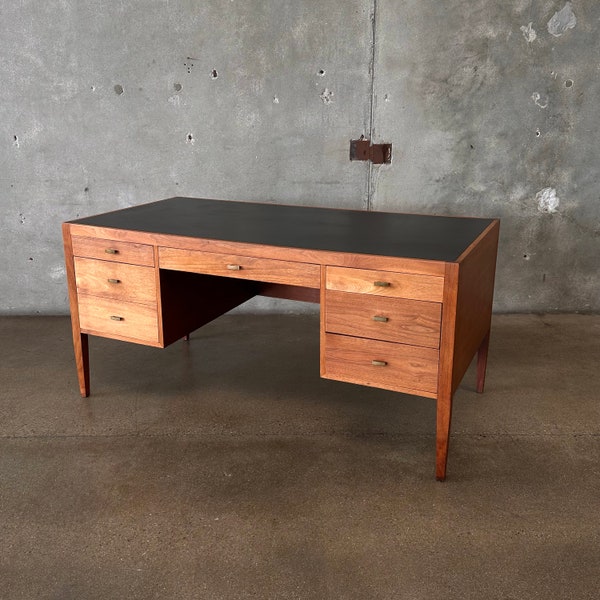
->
325 290 441 348
74 257 157 306
323 333 438 396
159 247 320 288
77 294 159 344
72 236 154 266
326 266 444 303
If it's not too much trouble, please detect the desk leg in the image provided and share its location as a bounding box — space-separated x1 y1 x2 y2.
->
72 330 90 398
476 331 490 394
63 225 90 398
435 390 453 481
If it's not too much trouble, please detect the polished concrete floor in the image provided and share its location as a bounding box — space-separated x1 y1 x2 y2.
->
1 313 599 599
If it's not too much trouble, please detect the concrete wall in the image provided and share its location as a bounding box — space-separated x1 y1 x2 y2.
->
371 0 600 312
1 1 598 314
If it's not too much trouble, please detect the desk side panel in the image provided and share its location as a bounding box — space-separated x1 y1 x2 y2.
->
452 220 500 392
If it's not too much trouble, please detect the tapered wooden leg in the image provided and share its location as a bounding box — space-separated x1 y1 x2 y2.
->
63 224 90 398
74 331 90 398
435 391 453 481
184 334 190 341
476 331 490 394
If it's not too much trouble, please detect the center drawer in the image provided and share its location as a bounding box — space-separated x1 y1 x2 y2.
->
159 247 320 288
325 290 441 348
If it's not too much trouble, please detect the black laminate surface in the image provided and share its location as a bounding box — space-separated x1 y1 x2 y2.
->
69 197 495 262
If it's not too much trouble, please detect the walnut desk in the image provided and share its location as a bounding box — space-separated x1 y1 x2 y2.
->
63 198 499 480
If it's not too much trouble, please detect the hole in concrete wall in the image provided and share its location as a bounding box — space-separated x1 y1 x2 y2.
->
185 56 199 74
532 92 548 109
318 69 326 77
13 135 19 147
174 83 182 92
186 133 195 144
28 257 34 261
114 84 124 95
565 79 573 88
535 129 541 137
523 254 531 260
320 88 334 104
211 69 218 79
84 187 89 192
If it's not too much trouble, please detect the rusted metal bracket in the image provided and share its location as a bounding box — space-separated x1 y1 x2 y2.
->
350 137 392 164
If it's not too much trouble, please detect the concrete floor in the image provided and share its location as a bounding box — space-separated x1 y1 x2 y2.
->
1 313 599 599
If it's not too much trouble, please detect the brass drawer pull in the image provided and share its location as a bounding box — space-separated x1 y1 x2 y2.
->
227 264 242 271
105 248 119 255
372 315 389 323
110 315 124 321
374 281 390 287
371 360 388 367
107 278 121 284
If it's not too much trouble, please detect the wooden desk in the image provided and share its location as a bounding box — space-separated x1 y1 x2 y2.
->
63 198 499 480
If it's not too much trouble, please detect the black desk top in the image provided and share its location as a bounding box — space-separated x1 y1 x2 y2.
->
70 197 495 262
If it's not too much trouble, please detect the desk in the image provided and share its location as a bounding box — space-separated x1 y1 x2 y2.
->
63 198 499 480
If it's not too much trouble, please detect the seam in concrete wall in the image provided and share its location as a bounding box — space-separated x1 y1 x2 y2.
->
366 0 378 211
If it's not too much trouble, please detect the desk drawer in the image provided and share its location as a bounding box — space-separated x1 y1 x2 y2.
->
72 236 154 266
323 333 438 396
74 258 157 306
325 290 441 348
326 266 444 303
77 294 159 344
159 247 320 288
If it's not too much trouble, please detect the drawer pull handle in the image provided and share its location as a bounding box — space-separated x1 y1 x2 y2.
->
110 315 124 321
105 248 119 255
371 360 388 367
372 315 389 323
374 281 390 287
107 278 121 284
227 264 242 271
